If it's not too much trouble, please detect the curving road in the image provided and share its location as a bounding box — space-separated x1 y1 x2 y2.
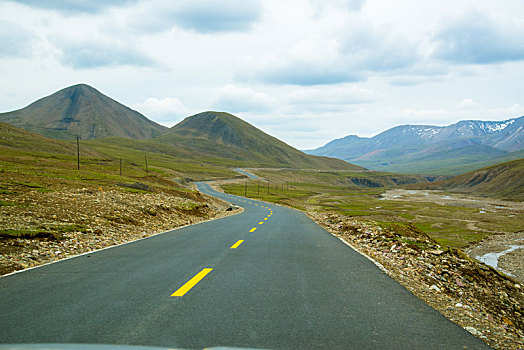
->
0 182 490 349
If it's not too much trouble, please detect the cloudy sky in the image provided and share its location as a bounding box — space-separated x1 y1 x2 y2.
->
1 0 524 149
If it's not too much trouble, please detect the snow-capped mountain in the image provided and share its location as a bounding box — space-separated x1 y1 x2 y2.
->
305 116 523 175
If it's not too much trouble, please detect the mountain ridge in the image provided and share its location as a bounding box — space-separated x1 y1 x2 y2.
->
306 116 524 175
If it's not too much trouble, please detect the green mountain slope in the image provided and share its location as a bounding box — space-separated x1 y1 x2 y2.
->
0 121 77 156
0 84 167 140
426 158 524 201
156 111 360 170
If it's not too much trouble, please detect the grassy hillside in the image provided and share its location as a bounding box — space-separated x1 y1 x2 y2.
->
85 137 239 181
0 122 223 196
156 111 360 170
0 122 78 156
425 158 524 201
0 84 167 140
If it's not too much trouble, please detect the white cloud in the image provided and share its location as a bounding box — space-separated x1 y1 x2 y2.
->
124 0 262 34
0 19 35 58
54 39 154 68
211 85 277 113
285 85 381 113
433 10 524 64
133 97 190 122
238 17 423 85
308 0 365 14
11 0 138 13
457 98 479 110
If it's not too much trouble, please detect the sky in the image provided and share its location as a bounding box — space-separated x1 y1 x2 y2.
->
1 0 524 149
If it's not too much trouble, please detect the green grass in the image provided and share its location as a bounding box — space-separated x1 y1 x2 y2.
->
221 169 520 249
0 225 86 241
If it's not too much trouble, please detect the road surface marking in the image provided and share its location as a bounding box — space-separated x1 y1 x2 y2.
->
259 222 264 224
264 218 268 220
249 227 257 232
170 268 213 297
230 240 244 249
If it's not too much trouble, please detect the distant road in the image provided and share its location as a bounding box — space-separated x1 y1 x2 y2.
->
233 168 258 179
0 183 490 349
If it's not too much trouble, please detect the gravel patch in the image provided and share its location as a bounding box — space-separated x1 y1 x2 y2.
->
0 187 241 276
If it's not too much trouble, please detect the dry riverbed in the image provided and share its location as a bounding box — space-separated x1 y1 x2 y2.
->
380 189 524 283
0 187 240 276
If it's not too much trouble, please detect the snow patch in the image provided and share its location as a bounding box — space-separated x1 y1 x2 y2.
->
478 119 515 133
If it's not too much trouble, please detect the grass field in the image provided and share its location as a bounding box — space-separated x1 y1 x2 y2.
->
221 169 522 249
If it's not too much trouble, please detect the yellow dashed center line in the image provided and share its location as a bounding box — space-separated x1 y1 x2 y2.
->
264 218 268 220
249 227 257 232
230 240 244 249
259 221 264 225
170 268 213 297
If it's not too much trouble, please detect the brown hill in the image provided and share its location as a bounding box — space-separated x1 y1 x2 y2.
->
426 158 524 201
0 84 167 140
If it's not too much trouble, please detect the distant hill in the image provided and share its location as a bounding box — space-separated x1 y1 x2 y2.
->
305 117 524 175
156 111 361 170
423 158 524 201
0 84 167 140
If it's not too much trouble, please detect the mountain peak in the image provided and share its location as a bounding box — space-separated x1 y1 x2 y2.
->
168 111 263 148
0 84 167 140
156 111 361 170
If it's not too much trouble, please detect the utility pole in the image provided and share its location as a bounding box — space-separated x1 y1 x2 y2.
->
76 135 80 170
119 158 122 176
267 181 269 194
244 182 247 197
257 181 260 195
145 154 148 173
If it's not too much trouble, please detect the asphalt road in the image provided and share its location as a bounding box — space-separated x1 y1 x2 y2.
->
0 182 491 349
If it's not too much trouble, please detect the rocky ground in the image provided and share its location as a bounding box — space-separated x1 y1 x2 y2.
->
0 187 241 276
468 232 524 284
309 212 524 350
380 189 524 285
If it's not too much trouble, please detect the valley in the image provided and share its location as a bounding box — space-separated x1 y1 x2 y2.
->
0 84 522 349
